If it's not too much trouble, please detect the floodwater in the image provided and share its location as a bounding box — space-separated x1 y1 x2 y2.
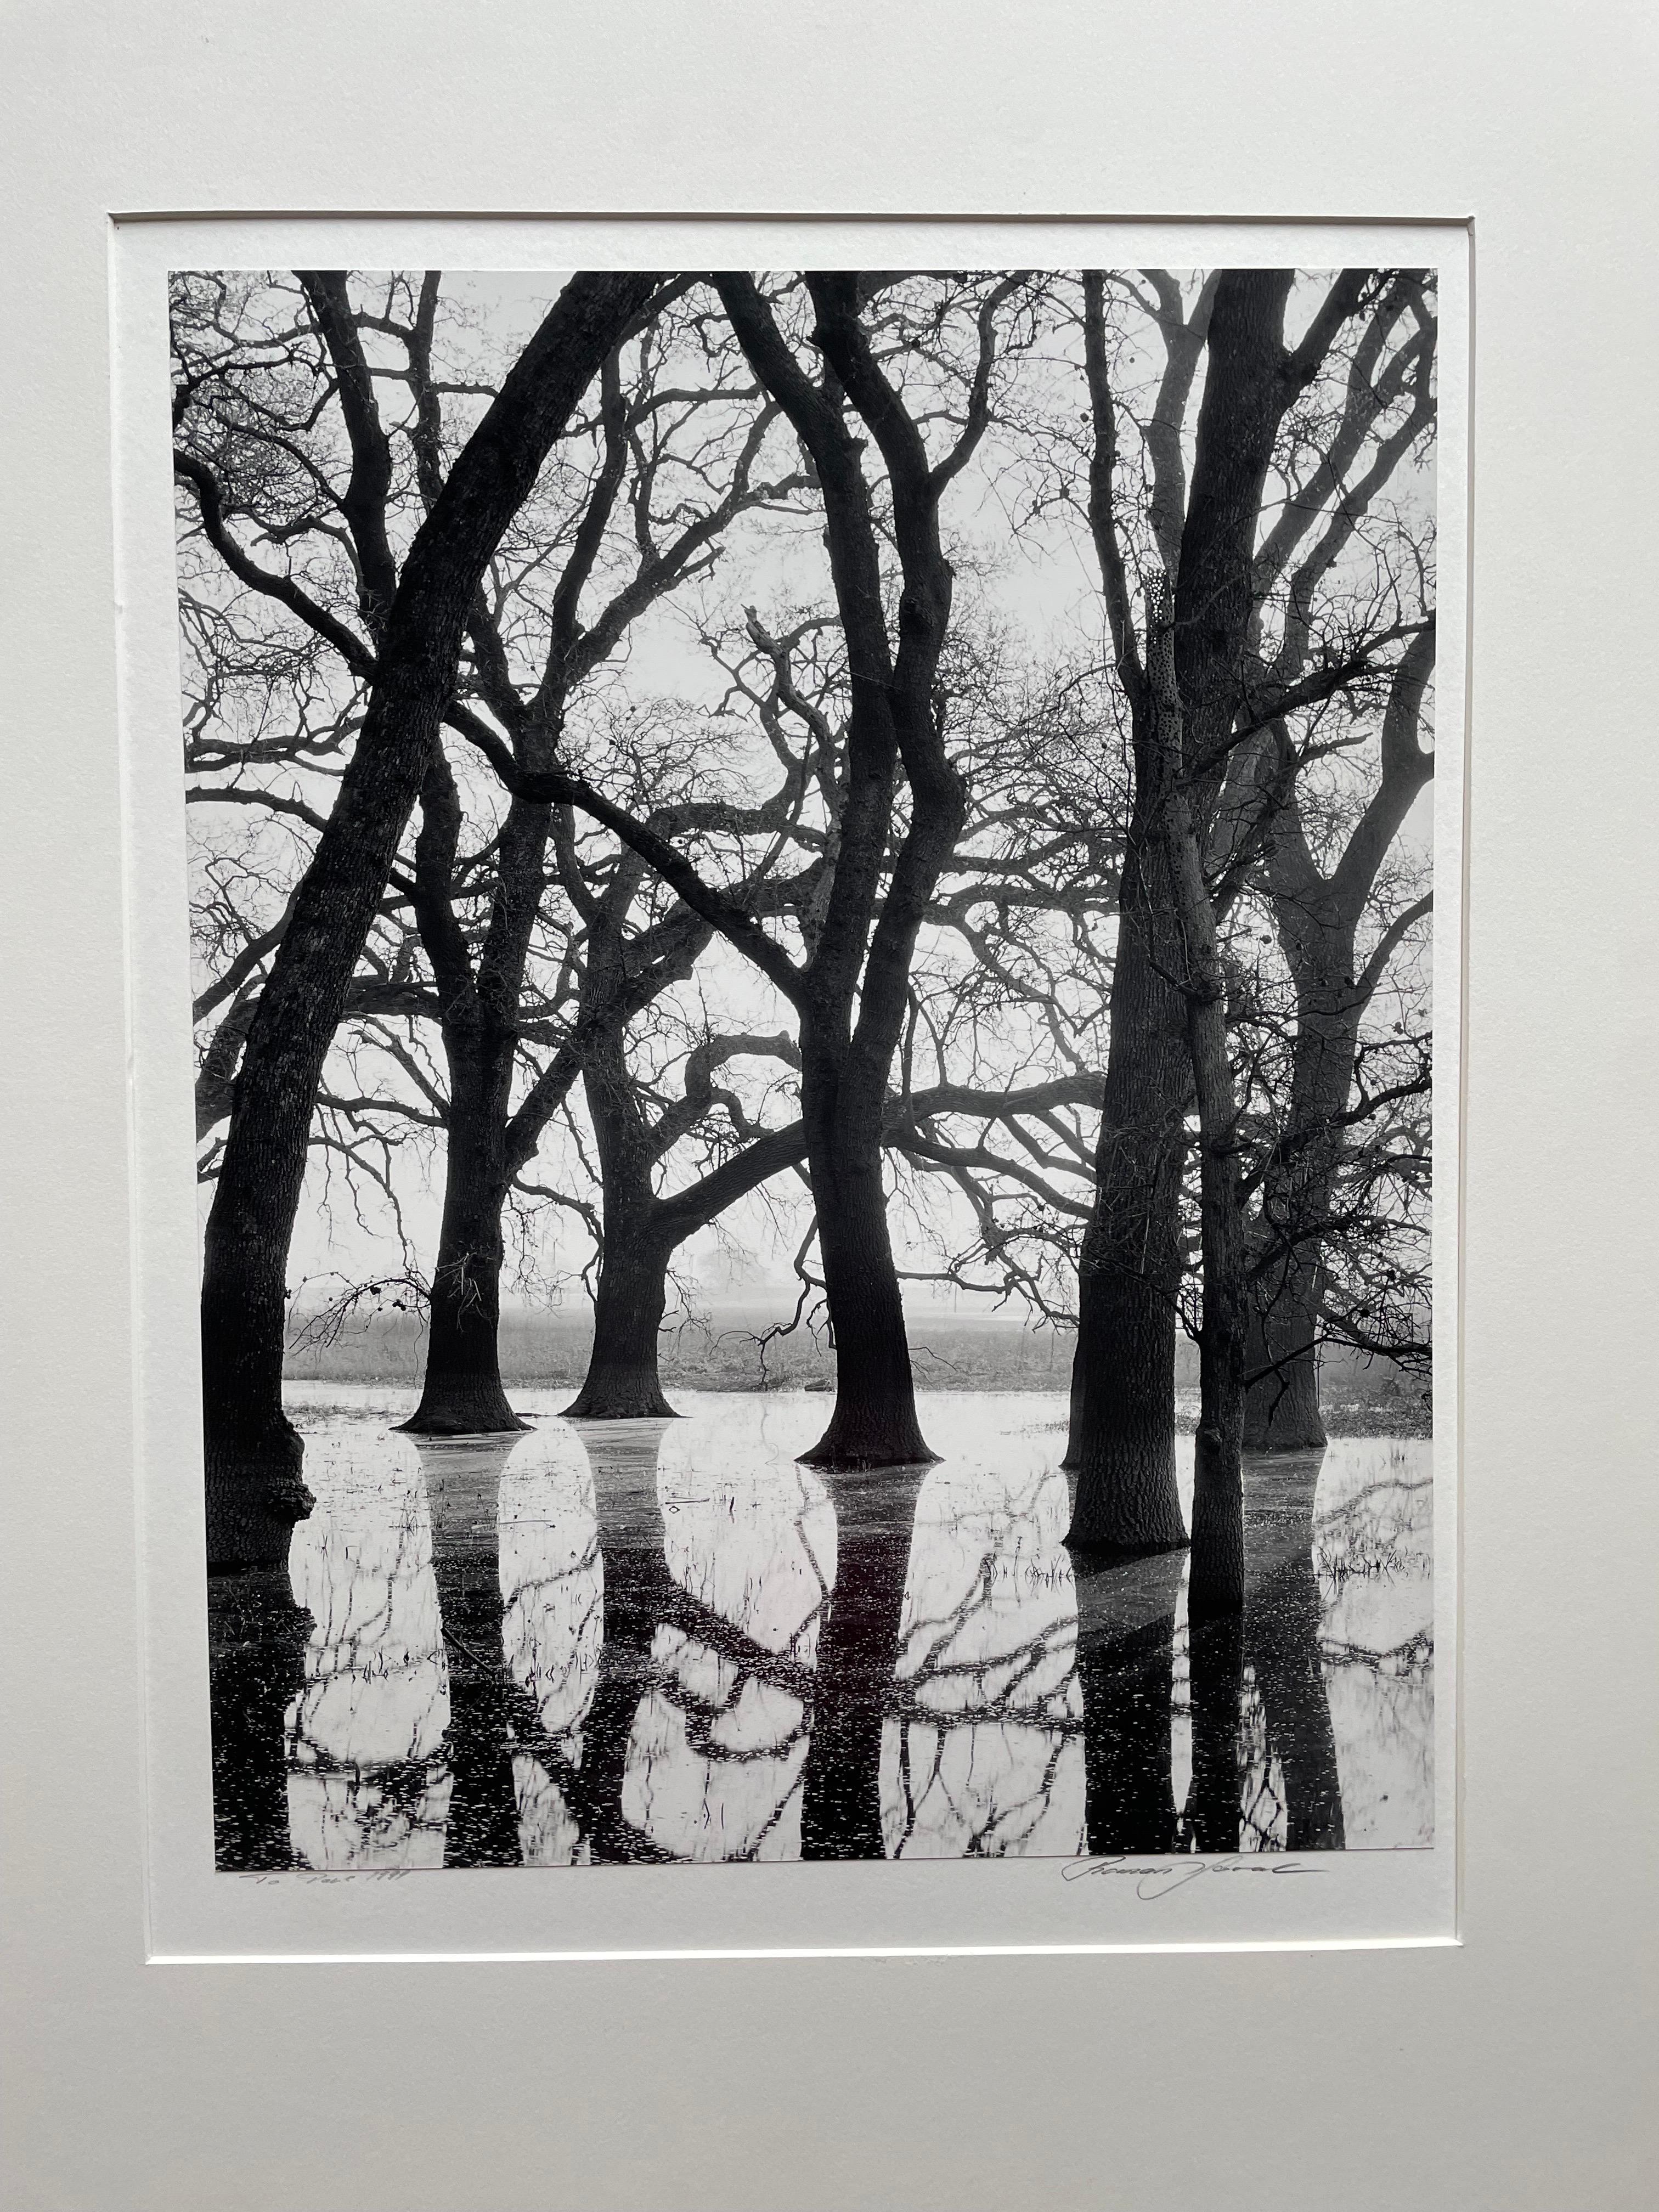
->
208 1389 1434 1871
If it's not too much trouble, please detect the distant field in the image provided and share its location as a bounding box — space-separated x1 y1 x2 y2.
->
284 1302 1430 1434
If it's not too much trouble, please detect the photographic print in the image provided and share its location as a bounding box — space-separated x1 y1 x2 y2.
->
174 265 1438 1881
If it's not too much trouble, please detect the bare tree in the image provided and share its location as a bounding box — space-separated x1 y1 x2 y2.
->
1061 268 1431 1570
478 274 1039 1466
178 268 666 1562
392 294 810 1431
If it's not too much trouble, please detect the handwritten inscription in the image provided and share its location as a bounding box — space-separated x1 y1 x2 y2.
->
1061 1854 1324 1901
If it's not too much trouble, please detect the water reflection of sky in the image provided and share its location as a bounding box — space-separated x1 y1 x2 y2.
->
620 1432 833 1863
230 1391 1435 1870
883 1456 1085 1859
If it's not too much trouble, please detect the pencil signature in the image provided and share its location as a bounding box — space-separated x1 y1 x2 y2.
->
1061 1853 1323 1901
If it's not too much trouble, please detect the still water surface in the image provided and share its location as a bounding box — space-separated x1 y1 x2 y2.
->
208 1389 1432 1870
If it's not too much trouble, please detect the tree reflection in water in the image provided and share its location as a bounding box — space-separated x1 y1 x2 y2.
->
1244 1449 1342 1852
614 1416 834 1862
418 1432 528 1866
1313 1444 1434 1846
208 1398 1434 1867
884 1457 1085 1858
1074 1547 1184 1855
283 1430 453 1869
496 1426 603 1865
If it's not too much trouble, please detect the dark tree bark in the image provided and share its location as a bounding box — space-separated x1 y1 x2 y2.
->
198 270 663 1566
709 274 1000 1468
1141 589 1252 1614
563 1005 679 1420
795 1008 938 1467
566 1234 676 1419
402 767 544 1436
563 1036 816 1418
511 277 1019 1467
544 829 812 1417
403 328 808 1437
1065 837 1190 1545
1069 269 1368 1571
1064 273 1202 1550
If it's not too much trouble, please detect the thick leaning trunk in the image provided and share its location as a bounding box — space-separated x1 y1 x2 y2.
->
712 274 964 1475
198 272 660 1566
565 1231 676 1419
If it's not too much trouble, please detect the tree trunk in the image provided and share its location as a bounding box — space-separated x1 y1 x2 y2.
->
1247 629 1437 1447
1122 580 1254 1615
202 1362 312 1573
713 273 964 1475
198 272 661 1565
565 1232 676 1419
564 1011 679 1420
1073 271 1312 1564
403 1021 527 1435
403 1192 524 1435
799 1043 933 1469
1060 1337 1085 1470
405 784 560 1436
1242 962 1365 1451
1065 839 1190 1550
1243 1289 1326 1451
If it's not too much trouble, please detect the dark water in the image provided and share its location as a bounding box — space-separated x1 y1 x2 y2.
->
208 1391 1433 1871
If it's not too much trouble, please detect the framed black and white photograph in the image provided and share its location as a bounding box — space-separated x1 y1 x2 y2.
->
134 229 1461 1956
3 8 1655 2210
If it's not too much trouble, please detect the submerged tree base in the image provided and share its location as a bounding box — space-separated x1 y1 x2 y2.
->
397 1374 532 1437
798 1396 940 1471
398 1408 533 1437
562 1375 680 1420
1064 1451 1189 1554
1064 1528 1190 1562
